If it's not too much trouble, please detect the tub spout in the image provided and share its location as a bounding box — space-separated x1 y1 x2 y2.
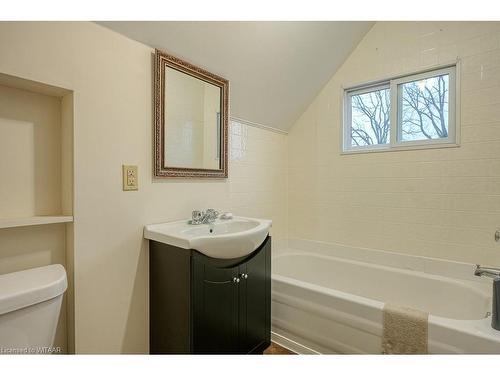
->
474 265 500 278
475 265 500 331
492 278 500 331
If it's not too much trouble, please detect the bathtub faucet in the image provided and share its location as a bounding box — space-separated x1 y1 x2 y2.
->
474 265 500 278
475 265 500 332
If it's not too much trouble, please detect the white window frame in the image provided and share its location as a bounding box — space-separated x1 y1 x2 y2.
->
342 64 460 154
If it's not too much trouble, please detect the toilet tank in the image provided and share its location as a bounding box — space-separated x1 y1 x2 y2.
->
0 264 67 354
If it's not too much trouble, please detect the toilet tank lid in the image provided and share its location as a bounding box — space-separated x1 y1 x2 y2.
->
0 264 67 315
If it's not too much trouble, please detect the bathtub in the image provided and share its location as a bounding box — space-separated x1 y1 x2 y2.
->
271 238 500 354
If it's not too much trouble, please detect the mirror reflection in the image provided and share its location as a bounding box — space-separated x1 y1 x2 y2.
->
164 67 221 170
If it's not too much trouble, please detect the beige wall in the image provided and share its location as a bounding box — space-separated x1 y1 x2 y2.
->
0 22 287 353
0 85 62 217
288 21 500 265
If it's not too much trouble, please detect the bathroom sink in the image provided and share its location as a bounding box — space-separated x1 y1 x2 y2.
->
144 216 272 259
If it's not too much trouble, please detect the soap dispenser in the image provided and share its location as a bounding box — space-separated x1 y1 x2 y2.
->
492 277 500 331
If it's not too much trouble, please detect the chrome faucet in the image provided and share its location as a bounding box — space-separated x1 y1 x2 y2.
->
475 265 500 331
474 265 500 278
191 209 219 225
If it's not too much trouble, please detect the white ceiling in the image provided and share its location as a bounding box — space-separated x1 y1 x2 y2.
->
97 21 374 131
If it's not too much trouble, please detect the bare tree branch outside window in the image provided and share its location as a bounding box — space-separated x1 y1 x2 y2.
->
350 88 390 147
400 74 449 141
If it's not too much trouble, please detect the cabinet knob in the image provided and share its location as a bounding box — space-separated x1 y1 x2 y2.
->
232 277 240 284
240 273 248 279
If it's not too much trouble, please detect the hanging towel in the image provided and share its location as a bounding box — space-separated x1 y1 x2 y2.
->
382 304 428 354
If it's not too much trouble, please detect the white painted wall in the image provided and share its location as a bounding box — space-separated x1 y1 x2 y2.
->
288 21 500 265
0 22 288 353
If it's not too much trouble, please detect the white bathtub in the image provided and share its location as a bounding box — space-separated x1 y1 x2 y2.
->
271 238 500 354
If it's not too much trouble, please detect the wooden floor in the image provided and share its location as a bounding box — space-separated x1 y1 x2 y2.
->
263 342 296 355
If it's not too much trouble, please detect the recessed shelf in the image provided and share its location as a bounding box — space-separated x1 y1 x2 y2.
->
0 74 73 225
0 216 73 229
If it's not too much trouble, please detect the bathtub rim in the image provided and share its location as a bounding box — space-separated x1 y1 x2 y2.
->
273 251 490 305
282 237 492 285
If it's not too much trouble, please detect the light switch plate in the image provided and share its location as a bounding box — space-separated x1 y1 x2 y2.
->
122 165 138 191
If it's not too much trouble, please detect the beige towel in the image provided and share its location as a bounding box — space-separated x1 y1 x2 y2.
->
382 304 428 354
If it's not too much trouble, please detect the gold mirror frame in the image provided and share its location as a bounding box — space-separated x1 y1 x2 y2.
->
154 49 229 178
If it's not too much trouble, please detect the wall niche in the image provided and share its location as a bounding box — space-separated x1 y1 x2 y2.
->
0 72 74 353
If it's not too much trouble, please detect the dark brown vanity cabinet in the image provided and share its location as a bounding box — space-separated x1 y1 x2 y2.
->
150 236 271 354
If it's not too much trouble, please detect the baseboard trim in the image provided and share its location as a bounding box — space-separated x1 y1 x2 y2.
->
271 331 320 355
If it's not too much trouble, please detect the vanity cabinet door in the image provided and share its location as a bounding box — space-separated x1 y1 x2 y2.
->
192 258 240 353
238 236 271 353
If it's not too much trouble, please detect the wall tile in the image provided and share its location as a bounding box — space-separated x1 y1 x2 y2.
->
229 120 288 251
288 21 500 265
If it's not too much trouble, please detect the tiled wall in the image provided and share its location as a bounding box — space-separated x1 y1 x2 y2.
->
229 120 288 251
288 22 500 264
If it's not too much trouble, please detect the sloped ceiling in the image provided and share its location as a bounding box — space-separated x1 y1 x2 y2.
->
97 21 374 131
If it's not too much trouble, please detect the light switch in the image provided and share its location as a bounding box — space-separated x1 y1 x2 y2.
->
122 165 138 191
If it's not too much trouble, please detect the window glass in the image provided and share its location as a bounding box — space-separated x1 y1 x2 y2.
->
399 74 449 142
350 87 390 147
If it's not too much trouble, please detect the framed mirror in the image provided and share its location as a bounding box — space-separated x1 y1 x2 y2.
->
154 49 229 178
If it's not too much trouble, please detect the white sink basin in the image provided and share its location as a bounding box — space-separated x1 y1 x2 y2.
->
144 216 272 259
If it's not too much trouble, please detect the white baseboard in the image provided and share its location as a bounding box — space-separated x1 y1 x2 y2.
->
271 331 320 354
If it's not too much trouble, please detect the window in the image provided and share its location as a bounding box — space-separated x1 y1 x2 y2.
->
348 84 391 148
343 66 457 152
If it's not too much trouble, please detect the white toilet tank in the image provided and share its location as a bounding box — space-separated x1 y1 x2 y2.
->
0 264 67 354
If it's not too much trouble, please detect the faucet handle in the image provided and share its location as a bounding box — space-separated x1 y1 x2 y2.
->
192 210 203 222
205 208 219 217
220 212 233 220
